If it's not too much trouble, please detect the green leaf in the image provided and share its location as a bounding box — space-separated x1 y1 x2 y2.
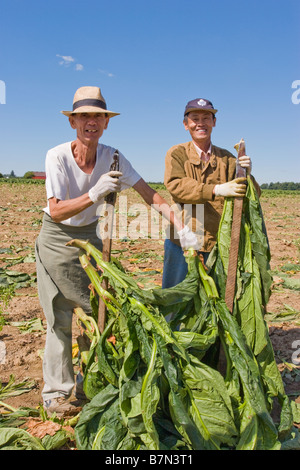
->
217 300 280 450
9 318 45 334
0 375 35 400
0 427 44 450
140 337 161 450
184 357 238 449
74 384 119 450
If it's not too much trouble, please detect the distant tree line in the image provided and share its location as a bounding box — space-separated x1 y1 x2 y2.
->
0 170 17 178
260 182 300 190
0 172 299 191
0 171 39 179
0 170 45 184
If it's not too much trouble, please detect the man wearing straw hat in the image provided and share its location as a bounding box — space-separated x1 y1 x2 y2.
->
35 86 198 415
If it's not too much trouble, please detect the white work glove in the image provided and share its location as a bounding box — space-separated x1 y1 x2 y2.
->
178 225 200 250
88 171 123 203
238 155 252 175
214 177 247 197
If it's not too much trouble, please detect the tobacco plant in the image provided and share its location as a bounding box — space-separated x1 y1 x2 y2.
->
69 178 298 450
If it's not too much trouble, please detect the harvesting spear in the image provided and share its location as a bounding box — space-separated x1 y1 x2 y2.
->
98 150 119 333
225 138 247 313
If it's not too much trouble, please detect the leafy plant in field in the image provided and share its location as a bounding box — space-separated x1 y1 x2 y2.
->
0 285 15 330
9 318 45 334
0 400 76 450
265 304 300 324
64 178 299 451
0 268 35 290
2 179 298 450
0 178 45 185
0 246 36 330
0 375 35 401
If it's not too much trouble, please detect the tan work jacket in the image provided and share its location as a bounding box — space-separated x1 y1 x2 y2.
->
164 141 261 252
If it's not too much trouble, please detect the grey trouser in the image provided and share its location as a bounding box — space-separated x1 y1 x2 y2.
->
35 213 102 401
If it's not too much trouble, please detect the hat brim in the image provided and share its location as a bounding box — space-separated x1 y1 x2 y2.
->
61 106 120 117
185 107 218 115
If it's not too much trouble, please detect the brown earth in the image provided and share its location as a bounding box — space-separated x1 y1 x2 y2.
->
0 183 299 417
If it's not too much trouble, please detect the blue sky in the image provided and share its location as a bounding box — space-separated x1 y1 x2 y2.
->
0 0 299 184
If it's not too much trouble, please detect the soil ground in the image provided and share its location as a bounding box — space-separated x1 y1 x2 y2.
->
0 183 299 420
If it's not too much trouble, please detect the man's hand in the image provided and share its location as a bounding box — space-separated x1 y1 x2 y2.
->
238 155 252 175
214 177 247 198
88 171 123 203
178 225 200 250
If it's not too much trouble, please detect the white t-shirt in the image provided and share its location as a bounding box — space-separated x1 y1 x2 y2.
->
44 141 141 226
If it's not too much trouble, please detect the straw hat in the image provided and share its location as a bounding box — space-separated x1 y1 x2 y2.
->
61 86 120 117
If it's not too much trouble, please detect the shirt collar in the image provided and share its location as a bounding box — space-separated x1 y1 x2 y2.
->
193 142 212 162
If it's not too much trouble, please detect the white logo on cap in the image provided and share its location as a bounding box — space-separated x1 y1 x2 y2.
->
197 99 206 106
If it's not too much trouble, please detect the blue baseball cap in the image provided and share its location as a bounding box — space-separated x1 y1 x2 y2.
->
184 98 218 116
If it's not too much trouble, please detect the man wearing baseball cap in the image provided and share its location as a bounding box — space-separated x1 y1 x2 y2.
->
162 97 260 292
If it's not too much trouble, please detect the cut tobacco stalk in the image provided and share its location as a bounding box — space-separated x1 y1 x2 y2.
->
73 307 100 347
196 251 219 299
77 252 122 312
128 296 189 362
67 239 129 289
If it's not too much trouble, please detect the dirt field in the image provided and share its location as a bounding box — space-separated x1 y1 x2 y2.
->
0 182 299 417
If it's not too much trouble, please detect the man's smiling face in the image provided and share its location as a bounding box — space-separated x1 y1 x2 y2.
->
183 110 216 147
69 112 109 144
